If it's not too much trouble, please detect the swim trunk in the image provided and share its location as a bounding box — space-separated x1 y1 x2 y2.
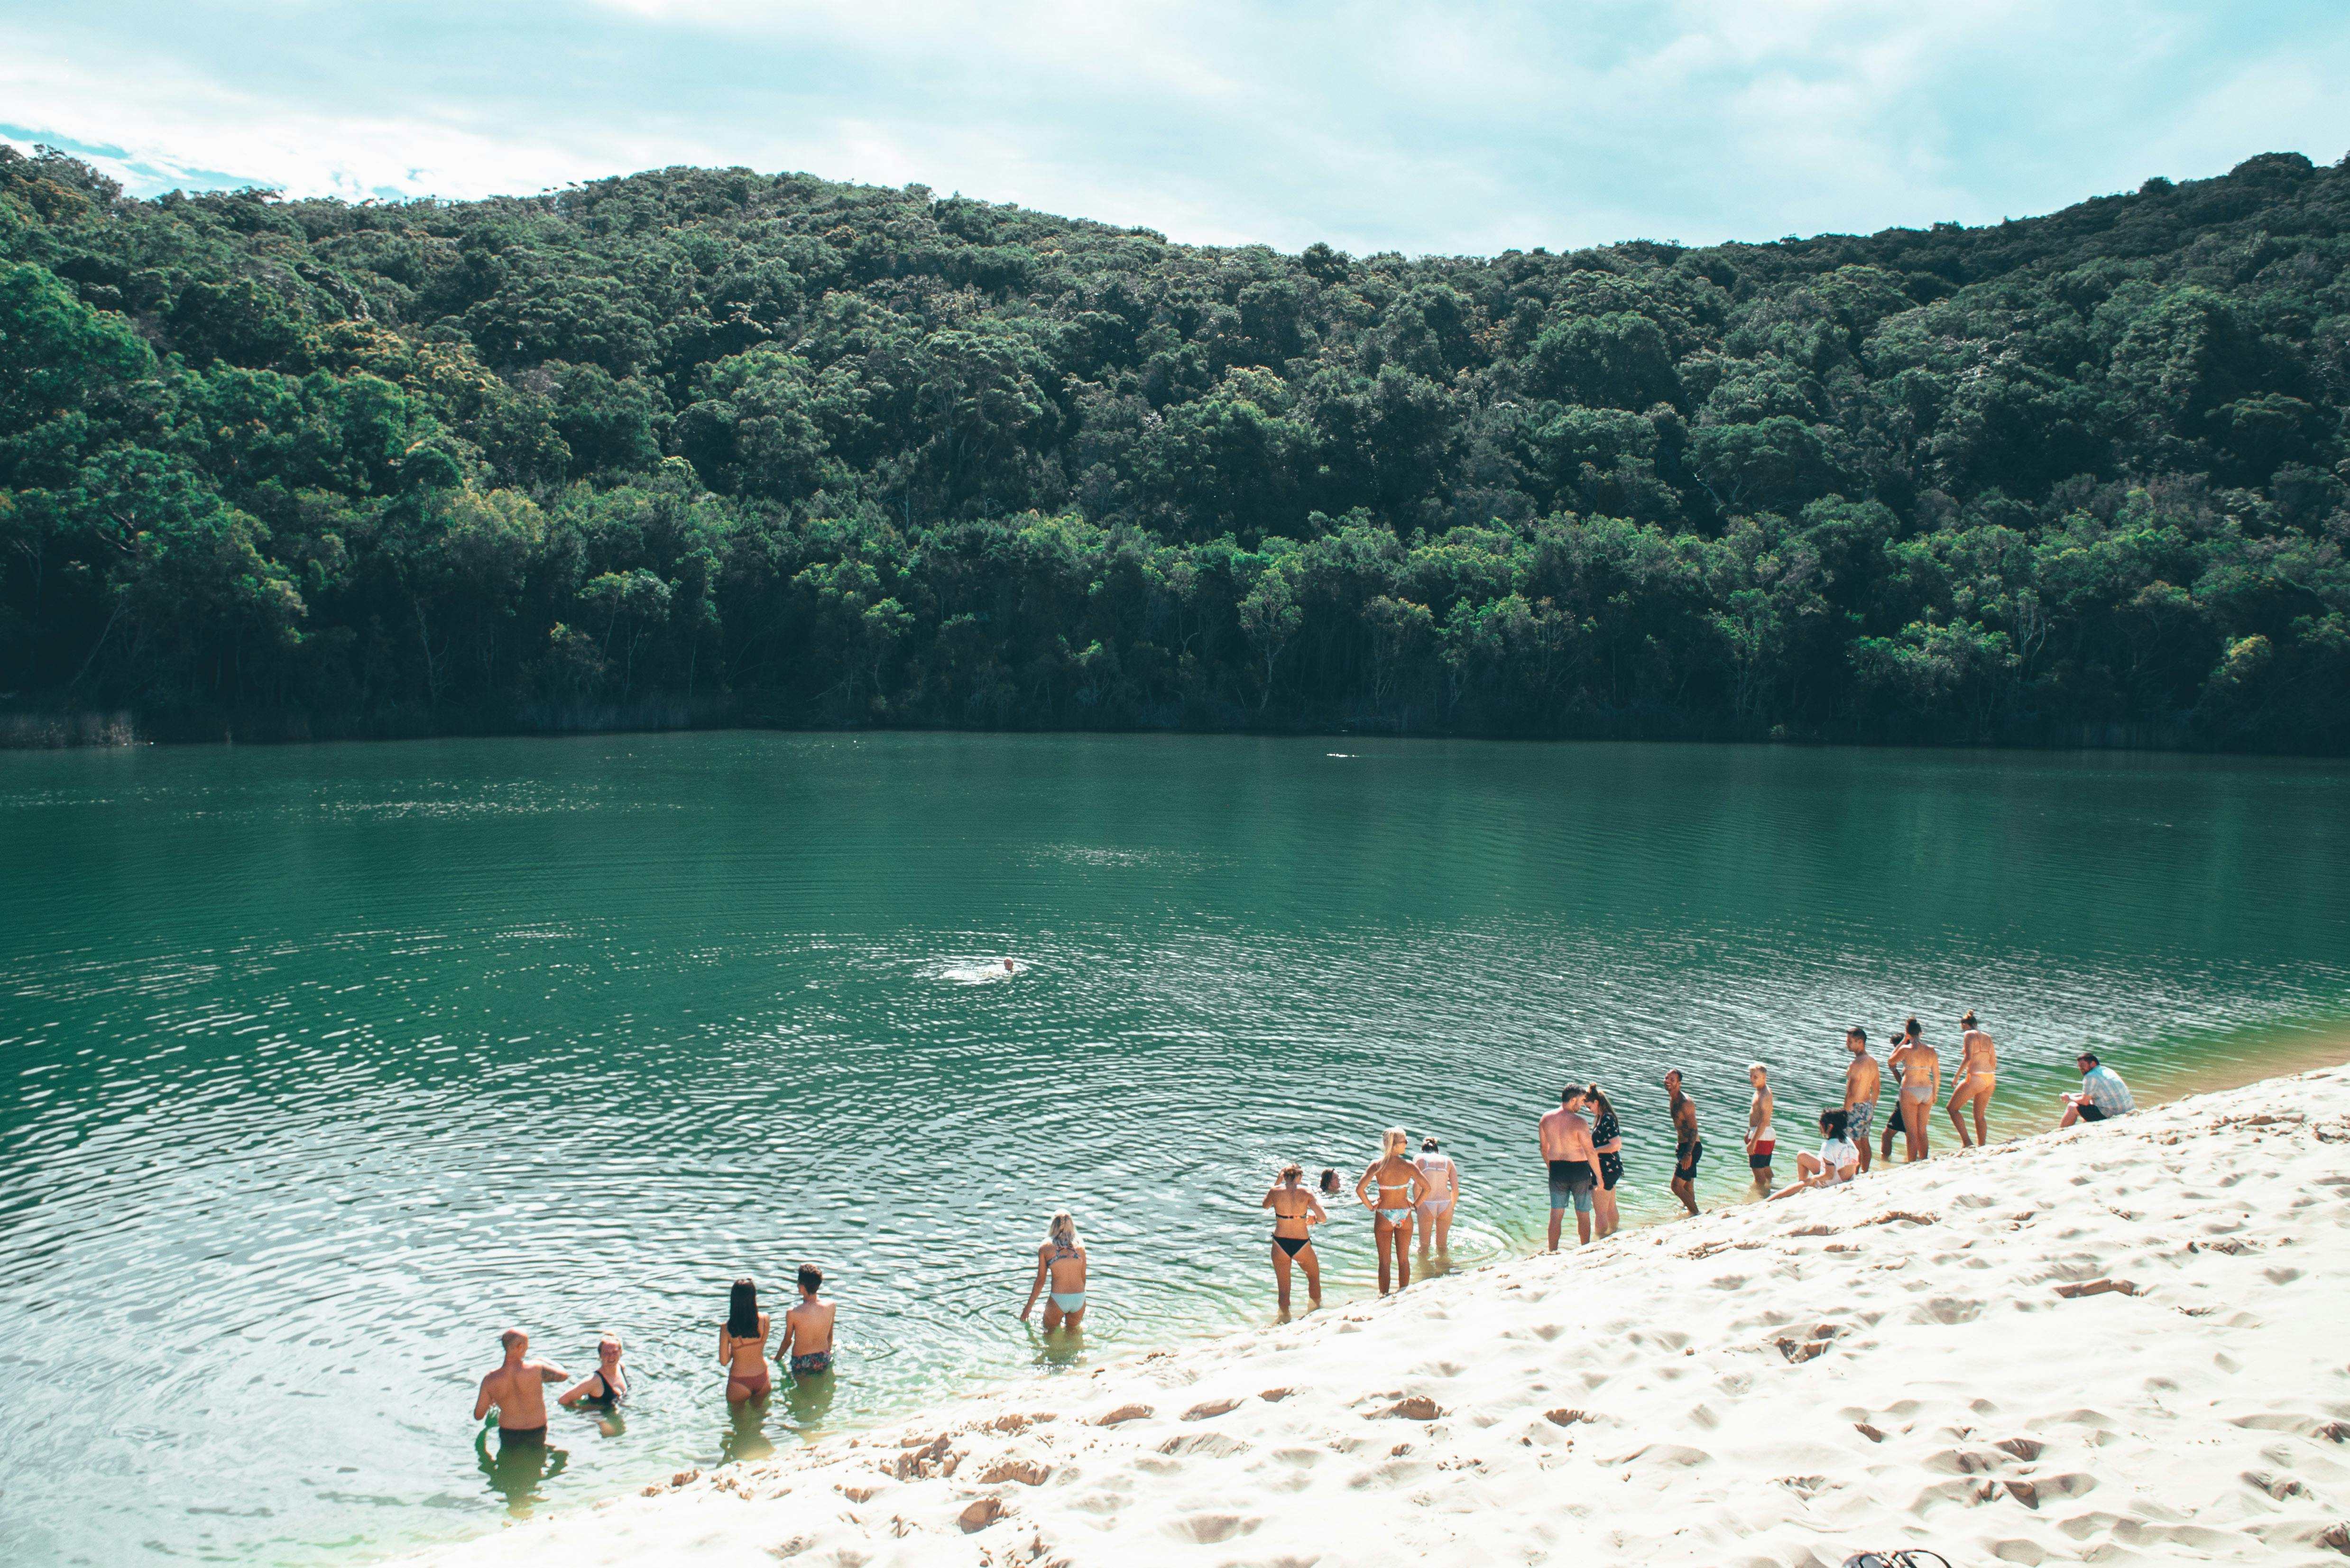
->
2076 1103 2107 1123
1844 1100 1874 1142
1748 1139 1776 1171
498 1425 547 1445
1548 1160 1594 1214
789 1352 832 1375
1674 1140 1702 1181
1597 1151 1623 1191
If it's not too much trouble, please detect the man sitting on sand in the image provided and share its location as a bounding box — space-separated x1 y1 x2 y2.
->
1770 1107 1860 1199
473 1328 567 1442
779 1264 837 1378
2060 1052 2135 1126
1539 1088 1604 1249
1744 1062 1776 1197
1842 1027 1881 1173
1665 1070 1701 1217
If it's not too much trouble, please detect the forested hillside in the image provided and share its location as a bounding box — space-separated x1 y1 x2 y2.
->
4 143 2347 747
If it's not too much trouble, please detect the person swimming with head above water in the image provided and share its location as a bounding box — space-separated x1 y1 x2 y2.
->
1019 1211 1089 1331
719 1278 771 1403
780 1263 836 1378
557 1334 626 1411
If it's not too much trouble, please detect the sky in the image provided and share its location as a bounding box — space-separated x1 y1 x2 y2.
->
4 1 2349 257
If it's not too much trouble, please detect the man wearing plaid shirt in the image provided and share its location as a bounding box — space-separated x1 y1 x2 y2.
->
2059 1052 2135 1127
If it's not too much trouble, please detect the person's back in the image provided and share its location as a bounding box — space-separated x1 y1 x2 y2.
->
782 1263 837 1376
473 1328 564 1438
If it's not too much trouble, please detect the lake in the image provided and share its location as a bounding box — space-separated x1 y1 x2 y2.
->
3 732 2346 1564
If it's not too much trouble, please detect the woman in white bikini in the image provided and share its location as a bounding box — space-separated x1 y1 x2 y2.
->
1412 1136 1459 1254
1355 1128 1433 1295
1946 1009 1998 1148
1260 1163 1327 1314
1018 1210 1088 1331
1896 1015 1939 1162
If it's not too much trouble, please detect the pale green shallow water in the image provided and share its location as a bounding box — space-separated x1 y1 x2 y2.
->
2 733 2346 1565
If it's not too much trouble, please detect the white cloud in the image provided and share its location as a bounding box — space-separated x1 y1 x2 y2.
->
5 1 2347 254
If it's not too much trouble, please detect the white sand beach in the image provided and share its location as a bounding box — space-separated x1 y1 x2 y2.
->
417 1065 2350 1567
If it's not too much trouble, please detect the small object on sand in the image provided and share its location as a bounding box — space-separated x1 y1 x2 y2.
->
2052 1278 2138 1299
958 1496 1005 1532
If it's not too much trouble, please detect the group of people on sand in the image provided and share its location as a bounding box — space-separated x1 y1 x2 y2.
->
1258 1012 2139 1306
474 1015 2143 1439
471 1267 838 1449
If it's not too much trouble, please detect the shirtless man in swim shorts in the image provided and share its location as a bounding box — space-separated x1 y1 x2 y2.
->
779 1264 837 1380
1842 1027 1881 1173
473 1327 567 1443
1946 1009 1998 1148
1539 1088 1604 1249
1743 1063 1776 1197
1894 1015 1939 1161
1665 1070 1701 1216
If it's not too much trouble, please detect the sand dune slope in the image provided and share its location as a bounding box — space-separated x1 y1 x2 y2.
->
419 1067 2350 1567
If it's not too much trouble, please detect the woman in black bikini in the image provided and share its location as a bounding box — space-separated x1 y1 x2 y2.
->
557 1334 627 1410
1261 1162 1327 1315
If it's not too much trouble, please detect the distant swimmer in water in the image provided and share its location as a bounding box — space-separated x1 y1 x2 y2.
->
473 1326 567 1442
1947 1009 1998 1148
1262 1163 1327 1313
719 1278 772 1404
1318 1168 1343 1203
1019 1211 1089 1331
780 1263 837 1379
557 1333 626 1411
1414 1136 1459 1254
1356 1128 1431 1293
1004 958 1017 973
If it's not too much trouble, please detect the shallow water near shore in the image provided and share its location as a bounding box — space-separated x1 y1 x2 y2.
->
2 732 2346 1565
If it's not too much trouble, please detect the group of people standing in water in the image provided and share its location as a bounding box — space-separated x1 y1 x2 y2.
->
472 1009 2138 1456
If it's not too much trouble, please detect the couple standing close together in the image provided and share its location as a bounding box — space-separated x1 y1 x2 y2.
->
1538 1082 1627 1249
1260 1132 1464 1309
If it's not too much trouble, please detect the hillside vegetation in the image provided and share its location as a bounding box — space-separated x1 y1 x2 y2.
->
3 143 2347 747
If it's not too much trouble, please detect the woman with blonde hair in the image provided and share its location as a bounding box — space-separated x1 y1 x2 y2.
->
1355 1127 1434 1295
1019 1210 1088 1331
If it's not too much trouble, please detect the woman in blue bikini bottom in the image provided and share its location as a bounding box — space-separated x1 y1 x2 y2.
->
1355 1128 1430 1296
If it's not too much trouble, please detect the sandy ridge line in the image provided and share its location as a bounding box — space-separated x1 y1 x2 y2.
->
415 1065 2350 1567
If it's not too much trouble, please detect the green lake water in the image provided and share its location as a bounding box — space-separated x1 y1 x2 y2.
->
2 732 2347 1564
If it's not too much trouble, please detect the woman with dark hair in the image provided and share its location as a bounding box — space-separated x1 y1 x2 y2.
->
1771 1108 1860 1199
1586 1083 1623 1238
718 1278 772 1404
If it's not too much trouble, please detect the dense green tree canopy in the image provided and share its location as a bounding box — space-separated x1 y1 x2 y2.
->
3 142 2347 748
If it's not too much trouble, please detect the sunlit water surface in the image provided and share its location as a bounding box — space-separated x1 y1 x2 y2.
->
2 733 2346 1564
